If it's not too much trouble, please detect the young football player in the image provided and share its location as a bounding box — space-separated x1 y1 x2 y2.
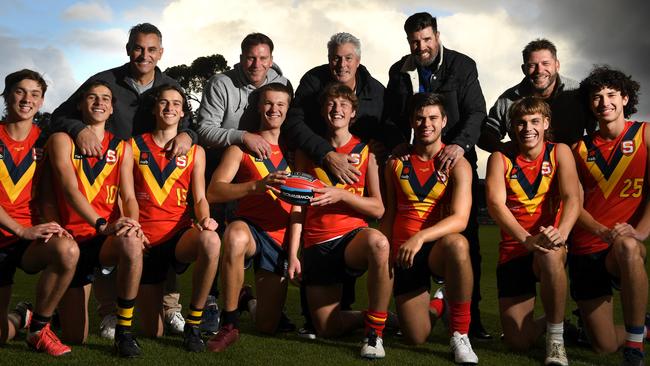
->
485 96 580 366
288 83 391 359
205 82 293 352
132 84 220 352
48 80 145 358
380 93 477 364
0 69 78 356
571 66 649 366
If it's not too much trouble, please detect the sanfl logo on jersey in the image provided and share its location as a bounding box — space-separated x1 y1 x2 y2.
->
587 149 597 162
0 145 4 159
105 149 117 164
621 140 635 155
541 161 552 176
349 153 361 165
176 155 188 168
436 170 448 183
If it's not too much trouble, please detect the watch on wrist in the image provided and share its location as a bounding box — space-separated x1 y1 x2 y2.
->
94 217 107 233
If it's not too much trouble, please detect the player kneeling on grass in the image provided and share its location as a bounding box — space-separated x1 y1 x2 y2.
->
288 83 391 359
132 84 220 352
570 66 649 366
485 97 580 366
380 93 477 365
205 83 293 352
48 81 145 358
0 69 78 356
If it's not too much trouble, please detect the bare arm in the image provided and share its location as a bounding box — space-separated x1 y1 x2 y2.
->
485 152 531 244
552 144 581 241
206 145 287 203
190 146 217 231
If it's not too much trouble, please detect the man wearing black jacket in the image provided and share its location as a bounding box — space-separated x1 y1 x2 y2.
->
384 12 490 340
49 22 194 340
50 23 194 157
281 32 385 184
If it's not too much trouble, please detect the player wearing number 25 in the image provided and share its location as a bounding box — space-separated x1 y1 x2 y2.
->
569 66 648 366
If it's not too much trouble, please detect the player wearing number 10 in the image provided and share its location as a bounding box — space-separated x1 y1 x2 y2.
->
570 66 648 366
48 81 145 358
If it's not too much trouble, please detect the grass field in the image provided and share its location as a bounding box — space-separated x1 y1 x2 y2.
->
1 225 648 365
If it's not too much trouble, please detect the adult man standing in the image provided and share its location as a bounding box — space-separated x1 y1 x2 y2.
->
50 23 192 338
479 39 592 152
283 32 385 148
384 12 489 339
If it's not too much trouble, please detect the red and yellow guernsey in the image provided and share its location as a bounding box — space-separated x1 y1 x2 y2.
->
0 124 46 248
56 132 124 243
571 121 647 255
132 133 194 246
234 141 291 246
499 142 561 264
388 146 451 256
303 136 369 248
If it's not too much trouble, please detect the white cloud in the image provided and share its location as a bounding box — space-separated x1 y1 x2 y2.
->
65 28 126 52
0 34 78 113
62 1 113 23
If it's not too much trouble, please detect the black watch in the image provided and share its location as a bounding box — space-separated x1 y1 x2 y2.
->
94 217 107 233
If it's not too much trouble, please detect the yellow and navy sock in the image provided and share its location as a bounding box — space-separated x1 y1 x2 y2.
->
364 310 387 338
186 304 203 327
116 297 135 334
28 313 51 333
625 324 645 351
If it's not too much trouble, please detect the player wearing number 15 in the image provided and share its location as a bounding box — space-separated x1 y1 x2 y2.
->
570 66 648 366
48 81 145 358
132 84 220 352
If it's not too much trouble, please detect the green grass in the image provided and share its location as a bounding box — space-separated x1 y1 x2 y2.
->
2 225 647 365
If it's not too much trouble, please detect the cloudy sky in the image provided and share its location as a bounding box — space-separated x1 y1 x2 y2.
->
1 0 648 176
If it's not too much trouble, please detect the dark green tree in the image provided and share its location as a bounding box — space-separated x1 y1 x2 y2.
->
164 54 230 104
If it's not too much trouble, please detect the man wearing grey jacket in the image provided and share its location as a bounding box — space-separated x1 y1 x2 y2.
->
196 33 291 158
478 38 593 152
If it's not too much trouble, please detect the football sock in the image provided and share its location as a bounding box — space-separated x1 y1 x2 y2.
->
364 310 387 338
546 321 564 343
222 310 239 329
448 301 471 335
625 324 645 351
186 304 203 327
28 313 51 334
116 297 136 333
429 298 445 318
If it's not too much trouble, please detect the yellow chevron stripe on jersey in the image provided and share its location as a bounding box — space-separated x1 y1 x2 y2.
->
247 154 290 201
132 140 196 206
314 143 369 190
0 162 36 203
394 159 446 219
73 140 124 204
504 156 555 215
577 125 644 199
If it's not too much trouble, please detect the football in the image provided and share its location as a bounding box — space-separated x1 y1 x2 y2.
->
278 172 325 206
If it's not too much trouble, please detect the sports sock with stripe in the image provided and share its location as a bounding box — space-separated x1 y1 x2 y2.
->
625 324 645 351
364 310 387 337
186 304 203 327
116 297 136 334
